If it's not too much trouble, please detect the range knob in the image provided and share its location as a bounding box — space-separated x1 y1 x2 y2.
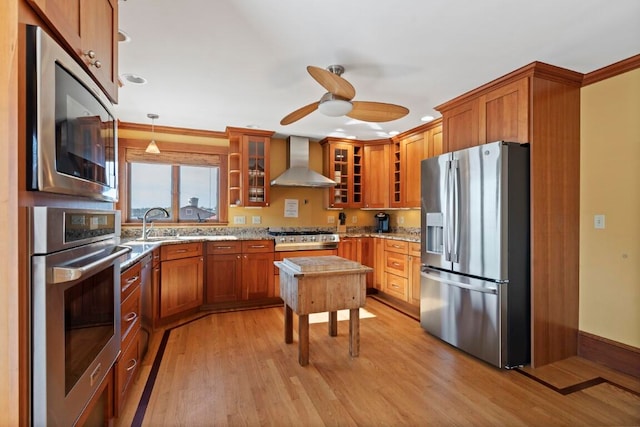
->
280 237 286 243
300 236 307 242
288 237 295 242
310 236 317 242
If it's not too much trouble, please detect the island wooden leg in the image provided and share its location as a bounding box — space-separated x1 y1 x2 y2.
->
349 308 360 357
284 303 293 344
298 314 309 366
328 311 338 336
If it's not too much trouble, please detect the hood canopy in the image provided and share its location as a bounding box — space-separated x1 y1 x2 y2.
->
270 136 336 188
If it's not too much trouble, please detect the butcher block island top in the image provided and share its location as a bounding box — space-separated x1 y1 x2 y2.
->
274 256 373 366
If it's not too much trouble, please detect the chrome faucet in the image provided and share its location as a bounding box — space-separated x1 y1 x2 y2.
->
142 207 170 240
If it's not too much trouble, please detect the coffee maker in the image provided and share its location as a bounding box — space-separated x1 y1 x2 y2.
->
374 212 390 233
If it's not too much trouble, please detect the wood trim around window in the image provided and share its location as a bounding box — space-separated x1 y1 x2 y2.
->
117 138 229 224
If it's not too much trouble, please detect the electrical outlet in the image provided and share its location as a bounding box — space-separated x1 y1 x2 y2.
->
594 214 605 229
351 215 358 223
327 216 335 224
252 216 261 224
233 215 246 224
398 216 405 225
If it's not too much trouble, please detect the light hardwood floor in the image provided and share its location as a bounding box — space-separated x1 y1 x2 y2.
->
116 298 640 426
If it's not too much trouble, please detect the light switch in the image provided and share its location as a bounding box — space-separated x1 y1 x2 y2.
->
594 214 605 229
252 216 261 224
233 215 246 224
327 216 335 224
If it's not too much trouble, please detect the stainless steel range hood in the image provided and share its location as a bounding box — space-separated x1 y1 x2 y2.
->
270 136 336 188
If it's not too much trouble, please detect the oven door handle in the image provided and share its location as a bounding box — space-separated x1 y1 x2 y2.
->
52 246 131 284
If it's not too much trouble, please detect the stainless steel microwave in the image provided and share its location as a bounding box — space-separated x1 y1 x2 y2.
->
25 25 118 202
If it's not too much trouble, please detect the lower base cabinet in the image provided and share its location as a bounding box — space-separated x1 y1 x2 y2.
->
160 243 204 319
205 240 274 305
378 239 421 307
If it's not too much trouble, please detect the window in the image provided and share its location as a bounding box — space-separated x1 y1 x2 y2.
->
118 138 228 224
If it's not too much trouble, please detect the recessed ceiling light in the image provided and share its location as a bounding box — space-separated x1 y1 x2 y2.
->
246 124 259 129
388 131 400 136
118 30 131 43
421 115 435 122
346 135 357 139
121 74 148 84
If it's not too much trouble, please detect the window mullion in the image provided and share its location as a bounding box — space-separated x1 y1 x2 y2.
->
172 165 180 222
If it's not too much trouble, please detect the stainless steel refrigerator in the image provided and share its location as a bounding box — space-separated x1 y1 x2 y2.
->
420 141 530 368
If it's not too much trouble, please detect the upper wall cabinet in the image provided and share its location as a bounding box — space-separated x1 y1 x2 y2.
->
388 119 443 208
436 72 530 150
227 127 274 207
320 138 364 209
363 142 389 209
27 0 119 102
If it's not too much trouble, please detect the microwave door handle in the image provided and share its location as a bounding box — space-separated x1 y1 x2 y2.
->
51 246 131 284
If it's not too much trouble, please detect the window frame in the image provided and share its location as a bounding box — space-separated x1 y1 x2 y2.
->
117 137 229 225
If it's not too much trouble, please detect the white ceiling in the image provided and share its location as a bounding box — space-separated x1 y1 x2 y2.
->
115 0 640 141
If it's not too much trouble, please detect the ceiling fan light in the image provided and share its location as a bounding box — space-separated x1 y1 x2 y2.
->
318 99 353 117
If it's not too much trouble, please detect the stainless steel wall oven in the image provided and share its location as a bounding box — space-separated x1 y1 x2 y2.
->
30 207 129 426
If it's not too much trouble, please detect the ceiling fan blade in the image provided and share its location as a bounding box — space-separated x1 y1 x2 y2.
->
346 101 409 122
307 66 356 100
280 102 319 125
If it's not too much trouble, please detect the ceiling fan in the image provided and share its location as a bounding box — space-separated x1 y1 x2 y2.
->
280 65 409 125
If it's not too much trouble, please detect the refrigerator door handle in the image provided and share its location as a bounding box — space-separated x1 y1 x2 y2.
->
444 160 452 261
421 270 498 295
452 159 461 263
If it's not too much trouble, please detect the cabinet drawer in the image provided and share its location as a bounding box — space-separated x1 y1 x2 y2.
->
120 262 141 302
121 285 141 351
207 241 242 255
385 251 408 277
242 240 274 253
384 240 408 254
161 242 202 261
409 242 421 257
116 330 141 406
385 272 408 300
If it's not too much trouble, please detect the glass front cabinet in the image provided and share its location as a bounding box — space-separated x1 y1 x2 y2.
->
320 138 363 209
227 128 274 207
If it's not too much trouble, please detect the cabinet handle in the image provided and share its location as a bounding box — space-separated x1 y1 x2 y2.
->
392 244 402 248
124 312 137 323
84 50 102 68
122 275 139 293
243 255 248 259
85 50 96 59
93 60 102 69
126 358 138 372
391 284 400 289
392 262 401 267
249 245 265 248
237 255 241 259
215 246 233 249
175 249 187 253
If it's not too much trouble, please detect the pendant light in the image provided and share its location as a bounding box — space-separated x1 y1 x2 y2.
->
145 113 160 154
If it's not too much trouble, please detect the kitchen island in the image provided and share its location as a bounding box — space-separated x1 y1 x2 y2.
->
274 256 373 366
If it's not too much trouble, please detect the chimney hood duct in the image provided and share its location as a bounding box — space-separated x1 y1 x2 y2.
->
270 136 336 188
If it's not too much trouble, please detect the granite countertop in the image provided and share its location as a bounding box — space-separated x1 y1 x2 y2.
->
119 231 420 271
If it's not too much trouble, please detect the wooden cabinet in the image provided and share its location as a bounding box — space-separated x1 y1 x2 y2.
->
26 0 119 102
373 237 385 291
321 138 364 208
339 236 373 287
363 143 390 209
241 241 274 300
205 240 275 305
435 62 583 367
227 127 274 207
115 261 142 415
160 243 204 319
385 119 443 208
408 243 422 306
205 241 242 304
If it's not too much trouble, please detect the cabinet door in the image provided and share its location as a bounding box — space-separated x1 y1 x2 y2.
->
426 123 444 158
363 144 389 208
373 238 385 291
243 134 270 207
359 237 374 287
478 78 529 144
443 98 479 152
160 256 203 318
338 237 357 261
205 254 242 303
80 0 118 102
323 141 363 208
242 252 274 299
402 134 425 208
408 243 422 306
26 0 82 51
